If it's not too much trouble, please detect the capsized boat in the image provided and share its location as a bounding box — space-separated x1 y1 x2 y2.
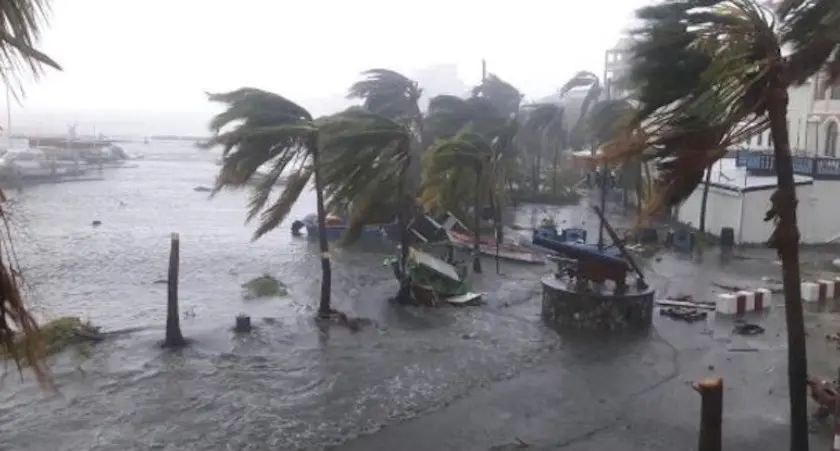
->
291 213 398 240
383 247 482 306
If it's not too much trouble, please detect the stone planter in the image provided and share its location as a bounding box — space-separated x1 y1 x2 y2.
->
541 275 654 332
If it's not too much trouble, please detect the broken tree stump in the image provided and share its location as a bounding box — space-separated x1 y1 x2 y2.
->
162 233 187 348
693 377 723 451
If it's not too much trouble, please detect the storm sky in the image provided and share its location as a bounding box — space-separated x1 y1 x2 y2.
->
11 0 650 135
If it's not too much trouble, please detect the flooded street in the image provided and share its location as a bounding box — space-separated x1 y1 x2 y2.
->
0 142 837 450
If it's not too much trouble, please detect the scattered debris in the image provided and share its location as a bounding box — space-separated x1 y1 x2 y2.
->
807 375 838 420
444 292 483 306
193 186 213 192
241 274 288 300
659 307 707 322
712 281 745 292
657 299 715 311
91 220 102 227
732 322 765 336
1 316 103 361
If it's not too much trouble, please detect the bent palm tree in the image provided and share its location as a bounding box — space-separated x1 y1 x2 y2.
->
319 109 414 296
423 132 494 273
472 73 523 119
205 88 333 317
559 71 602 151
521 103 567 195
608 1 840 448
0 0 62 388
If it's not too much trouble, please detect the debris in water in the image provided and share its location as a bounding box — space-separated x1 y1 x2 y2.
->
1 316 103 361
659 307 707 322
91 220 102 227
242 274 288 299
193 186 213 192
732 322 765 336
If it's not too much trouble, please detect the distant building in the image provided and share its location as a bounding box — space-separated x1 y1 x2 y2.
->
604 37 634 100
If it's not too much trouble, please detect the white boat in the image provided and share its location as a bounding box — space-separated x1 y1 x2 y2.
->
0 148 63 178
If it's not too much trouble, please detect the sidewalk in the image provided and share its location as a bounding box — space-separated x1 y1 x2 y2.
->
333 248 838 451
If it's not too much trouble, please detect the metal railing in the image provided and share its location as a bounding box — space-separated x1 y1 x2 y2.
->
734 149 840 178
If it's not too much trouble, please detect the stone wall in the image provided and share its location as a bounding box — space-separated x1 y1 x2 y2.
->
540 275 654 332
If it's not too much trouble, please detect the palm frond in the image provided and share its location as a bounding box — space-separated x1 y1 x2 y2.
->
319 109 413 244
347 69 423 122
587 99 636 145
425 94 507 141
600 0 774 213
251 167 313 240
421 132 493 213
777 0 840 84
559 71 600 97
205 88 317 238
0 0 61 96
472 73 523 117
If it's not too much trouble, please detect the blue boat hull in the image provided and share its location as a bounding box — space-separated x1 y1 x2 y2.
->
300 215 398 241
530 226 622 258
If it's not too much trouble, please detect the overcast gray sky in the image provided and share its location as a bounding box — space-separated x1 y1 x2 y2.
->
12 0 650 135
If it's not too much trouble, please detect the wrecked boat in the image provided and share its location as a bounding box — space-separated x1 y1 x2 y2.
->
384 247 481 306
418 212 545 265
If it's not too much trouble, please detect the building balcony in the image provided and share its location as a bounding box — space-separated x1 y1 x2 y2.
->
735 149 840 179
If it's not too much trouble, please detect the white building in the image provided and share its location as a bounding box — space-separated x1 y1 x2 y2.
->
604 38 634 100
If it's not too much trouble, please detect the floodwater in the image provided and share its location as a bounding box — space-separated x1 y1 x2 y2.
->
4 142 835 450
0 142 563 451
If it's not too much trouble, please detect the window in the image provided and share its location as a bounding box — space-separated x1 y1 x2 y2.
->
757 131 764 147
832 84 840 100
826 121 838 157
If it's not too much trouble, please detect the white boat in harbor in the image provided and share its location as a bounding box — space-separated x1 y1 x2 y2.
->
0 148 67 178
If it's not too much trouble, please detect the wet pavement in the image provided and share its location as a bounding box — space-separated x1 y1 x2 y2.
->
1 142 839 450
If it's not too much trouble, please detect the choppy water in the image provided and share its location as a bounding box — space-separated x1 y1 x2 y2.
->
0 142 565 451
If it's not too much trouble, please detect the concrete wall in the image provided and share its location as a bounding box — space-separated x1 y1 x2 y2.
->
676 180 840 244
676 184 743 239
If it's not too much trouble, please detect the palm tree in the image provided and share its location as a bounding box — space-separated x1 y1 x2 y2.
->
205 88 334 318
318 109 414 297
587 98 650 213
423 132 494 273
558 71 603 152
0 0 62 389
472 73 523 119
607 1 840 448
520 103 567 195
346 69 424 235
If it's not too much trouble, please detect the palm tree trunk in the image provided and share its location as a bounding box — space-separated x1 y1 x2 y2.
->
473 178 482 274
551 146 560 196
311 136 332 317
533 154 542 194
698 165 712 234
397 151 412 297
767 74 808 451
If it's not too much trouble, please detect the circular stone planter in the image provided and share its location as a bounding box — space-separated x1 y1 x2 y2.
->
541 275 655 332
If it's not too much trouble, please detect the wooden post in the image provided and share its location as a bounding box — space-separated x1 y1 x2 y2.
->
693 377 723 451
833 367 840 451
162 233 186 348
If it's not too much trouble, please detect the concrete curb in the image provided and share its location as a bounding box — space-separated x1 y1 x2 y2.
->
802 277 840 303
716 288 772 315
